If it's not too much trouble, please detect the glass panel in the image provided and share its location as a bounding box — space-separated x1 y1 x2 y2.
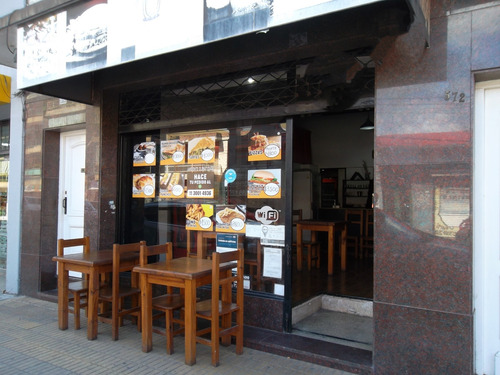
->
120 122 287 294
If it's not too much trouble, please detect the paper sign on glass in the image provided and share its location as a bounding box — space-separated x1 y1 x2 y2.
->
159 172 185 198
215 205 246 233
160 140 185 165
187 136 216 164
248 134 281 161
185 204 214 231
133 142 156 166
132 173 155 198
247 169 281 199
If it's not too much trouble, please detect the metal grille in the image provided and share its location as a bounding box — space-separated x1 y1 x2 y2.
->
119 60 323 126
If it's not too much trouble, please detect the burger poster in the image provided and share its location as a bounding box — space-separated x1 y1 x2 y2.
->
247 169 281 199
132 173 155 198
186 171 215 199
159 172 185 198
186 204 214 231
187 136 216 164
248 133 282 161
215 205 246 233
160 140 186 165
133 142 156 167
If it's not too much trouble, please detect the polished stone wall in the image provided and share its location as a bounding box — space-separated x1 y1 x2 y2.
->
372 1 500 372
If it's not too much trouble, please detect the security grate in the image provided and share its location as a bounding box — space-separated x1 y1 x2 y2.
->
118 60 323 126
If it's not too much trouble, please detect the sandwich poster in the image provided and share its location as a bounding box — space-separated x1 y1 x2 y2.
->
160 140 186 165
186 204 214 231
247 169 281 199
132 173 155 198
248 133 282 161
159 172 185 198
215 205 246 233
186 171 215 199
133 142 156 167
187 136 216 164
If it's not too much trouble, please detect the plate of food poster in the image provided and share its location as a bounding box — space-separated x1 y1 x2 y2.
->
159 172 185 198
133 174 155 198
160 140 185 165
185 204 214 231
247 169 281 199
187 136 216 164
133 142 156 166
248 133 281 161
215 205 246 233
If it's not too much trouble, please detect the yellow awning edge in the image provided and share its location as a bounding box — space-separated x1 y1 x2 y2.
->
0 75 11 105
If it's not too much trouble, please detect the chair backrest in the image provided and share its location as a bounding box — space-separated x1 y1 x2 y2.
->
139 242 173 266
57 236 90 257
292 209 303 223
345 208 364 236
112 241 145 290
364 209 374 237
211 249 244 311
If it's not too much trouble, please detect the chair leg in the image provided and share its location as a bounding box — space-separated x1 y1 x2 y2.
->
211 320 220 367
236 309 244 355
73 293 81 330
166 311 174 355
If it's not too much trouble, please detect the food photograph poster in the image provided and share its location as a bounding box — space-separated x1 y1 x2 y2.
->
247 169 281 199
133 141 156 167
159 172 185 198
186 204 214 231
248 133 281 161
132 173 155 198
187 136 216 164
160 139 186 165
216 205 246 233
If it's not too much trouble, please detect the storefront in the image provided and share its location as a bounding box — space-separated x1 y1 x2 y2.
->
13 0 500 373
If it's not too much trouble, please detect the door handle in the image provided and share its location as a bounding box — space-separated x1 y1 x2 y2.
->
62 197 67 215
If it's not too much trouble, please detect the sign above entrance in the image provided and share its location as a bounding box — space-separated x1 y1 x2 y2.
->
17 0 383 89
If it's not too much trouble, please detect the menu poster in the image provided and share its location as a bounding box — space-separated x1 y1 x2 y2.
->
186 171 215 198
133 142 156 166
187 136 216 164
132 173 155 198
247 169 281 199
248 133 282 161
185 203 214 231
216 205 246 233
263 247 283 279
160 140 186 165
159 172 185 198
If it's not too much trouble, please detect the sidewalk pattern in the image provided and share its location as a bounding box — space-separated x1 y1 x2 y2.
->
0 296 353 375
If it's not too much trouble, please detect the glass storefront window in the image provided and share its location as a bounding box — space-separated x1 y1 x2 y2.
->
119 122 287 294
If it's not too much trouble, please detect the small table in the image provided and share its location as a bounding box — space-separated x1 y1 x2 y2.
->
134 257 234 366
52 250 139 340
296 220 347 275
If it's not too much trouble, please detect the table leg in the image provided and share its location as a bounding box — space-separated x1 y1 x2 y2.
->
184 280 197 365
87 269 99 340
297 224 303 271
340 224 347 271
141 274 153 352
57 262 69 330
328 227 334 275
221 269 231 346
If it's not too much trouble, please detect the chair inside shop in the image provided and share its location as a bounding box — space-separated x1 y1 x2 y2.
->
292 209 320 270
345 208 364 258
139 242 185 354
98 241 144 340
57 236 90 330
195 249 244 366
360 209 374 257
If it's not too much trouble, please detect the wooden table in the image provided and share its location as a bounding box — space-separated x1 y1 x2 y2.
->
134 257 234 365
296 220 347 275
52 250 139 340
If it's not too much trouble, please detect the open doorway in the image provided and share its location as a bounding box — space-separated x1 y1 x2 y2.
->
291 111 374 350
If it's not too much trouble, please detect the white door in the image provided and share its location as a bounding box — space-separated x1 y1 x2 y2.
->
474 79 500 375
58 130 86 273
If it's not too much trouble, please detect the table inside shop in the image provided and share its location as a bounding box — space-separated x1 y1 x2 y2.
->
52 250 139 340
296 220 347 275
134 256 235 366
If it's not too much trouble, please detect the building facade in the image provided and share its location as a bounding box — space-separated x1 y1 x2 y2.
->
4 0 500 373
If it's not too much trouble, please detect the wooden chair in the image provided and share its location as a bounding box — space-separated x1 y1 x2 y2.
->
292 209 320 270
139 242 184 354
360 209 374 258
98 241 144 340
345 209 364 258
195 249 244 366
57 236 90 330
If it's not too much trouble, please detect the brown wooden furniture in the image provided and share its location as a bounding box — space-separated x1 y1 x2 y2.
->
360 209 374 257
292 209 320 270
98 241 144 340
344 208 364 258
195 249 244 367
296 220 347 275
134 256 235 365
186 231 217 259
57 236 90 330
139 242 184 354
52 249 139 340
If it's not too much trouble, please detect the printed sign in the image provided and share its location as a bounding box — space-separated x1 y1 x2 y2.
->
160 140 186 165
254 206 280 225
216 233 238 253
159 172 185 198
133 142 156 166
248 133 282 161
186 171 215 198
186 203 214 231
247 169 281 199
132 173 155 198
187 136 216 164
216 205 246 233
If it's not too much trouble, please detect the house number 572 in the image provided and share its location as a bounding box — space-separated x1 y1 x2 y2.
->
445 91 465 102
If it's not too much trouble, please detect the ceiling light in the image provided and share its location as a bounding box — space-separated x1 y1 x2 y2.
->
360 115 374 130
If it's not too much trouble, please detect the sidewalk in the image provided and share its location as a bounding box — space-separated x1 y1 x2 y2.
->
0 296 355 375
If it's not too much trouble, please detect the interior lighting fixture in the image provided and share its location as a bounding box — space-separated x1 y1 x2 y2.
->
360 114 374 130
